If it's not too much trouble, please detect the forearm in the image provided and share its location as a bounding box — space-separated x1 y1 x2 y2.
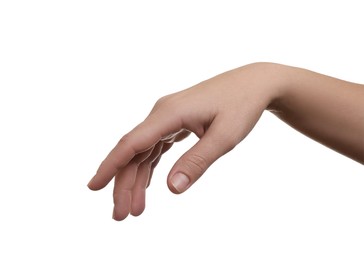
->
268 64 364 164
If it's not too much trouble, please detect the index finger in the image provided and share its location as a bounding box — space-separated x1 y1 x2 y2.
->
88 113 182 190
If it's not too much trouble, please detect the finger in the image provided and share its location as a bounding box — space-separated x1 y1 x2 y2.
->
146 142 174 188
130 142 164 216
112 148 154 220
146 156 160 189
160 129 187 143
129 163 148 217
167 115 239 194
88 113 182 190
112 162 138 221
173 129 191 142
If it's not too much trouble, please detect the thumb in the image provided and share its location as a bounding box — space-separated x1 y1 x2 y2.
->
167 118 238 194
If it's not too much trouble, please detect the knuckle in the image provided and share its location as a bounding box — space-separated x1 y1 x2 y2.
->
153 93 181 112
154 95 171 109
182 154 208 176
109 134 135 172
118 133 131 145
224 138 238 153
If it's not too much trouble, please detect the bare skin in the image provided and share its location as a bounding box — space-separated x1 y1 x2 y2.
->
87 62 364 221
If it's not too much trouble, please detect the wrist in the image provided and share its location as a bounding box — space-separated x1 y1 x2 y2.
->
239 62 291 112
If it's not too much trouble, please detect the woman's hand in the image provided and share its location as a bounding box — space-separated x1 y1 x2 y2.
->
87 62 364 221
87 63 284 220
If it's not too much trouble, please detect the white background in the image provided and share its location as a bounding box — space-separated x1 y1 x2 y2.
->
0 0 363 259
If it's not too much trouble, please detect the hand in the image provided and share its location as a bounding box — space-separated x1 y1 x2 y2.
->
87 63 283 220
88 62 364 220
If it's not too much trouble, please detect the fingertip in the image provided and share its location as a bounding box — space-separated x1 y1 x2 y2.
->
87 174 110 191
87 178 102 191
87 177 96 190
113 213 129 221
87 183 98 191
112 206 130 221
130 206 145 217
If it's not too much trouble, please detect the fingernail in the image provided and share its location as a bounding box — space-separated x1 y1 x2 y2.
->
171 172 190 193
